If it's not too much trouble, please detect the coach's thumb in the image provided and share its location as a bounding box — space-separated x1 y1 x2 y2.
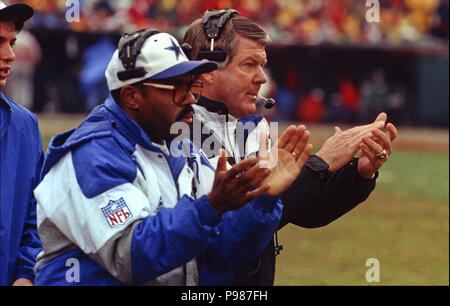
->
374 112 387 125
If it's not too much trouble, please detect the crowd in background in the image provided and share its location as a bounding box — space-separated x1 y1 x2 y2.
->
12 0 450 45
256 66 408 125
4 0 449 126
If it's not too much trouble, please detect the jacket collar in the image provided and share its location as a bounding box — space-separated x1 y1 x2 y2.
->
103 95 155 149
45 95 160 163
194 95 264 126
103 95 198 159
0 91 12 110
197 96 228 115
103 96 199 181
192 95 264 165
41 95 194 179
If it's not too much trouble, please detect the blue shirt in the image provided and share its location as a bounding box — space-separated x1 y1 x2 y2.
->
0 91 43 285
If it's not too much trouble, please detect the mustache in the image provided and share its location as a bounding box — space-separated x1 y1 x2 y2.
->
176 105 194 121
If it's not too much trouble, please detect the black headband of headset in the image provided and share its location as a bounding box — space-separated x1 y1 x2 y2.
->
117 28 193 81
196 8 239 62
116 28 161 81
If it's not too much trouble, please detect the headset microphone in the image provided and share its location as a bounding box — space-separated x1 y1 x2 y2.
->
257 96 276 109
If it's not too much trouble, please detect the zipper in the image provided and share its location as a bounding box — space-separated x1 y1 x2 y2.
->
175 182 180 201
159 146 187 284
191 178 197 200
161 152 181 201
131 155 146 180
158 148 181 201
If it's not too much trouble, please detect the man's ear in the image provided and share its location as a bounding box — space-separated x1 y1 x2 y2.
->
120 85 141 111
198 70 216 85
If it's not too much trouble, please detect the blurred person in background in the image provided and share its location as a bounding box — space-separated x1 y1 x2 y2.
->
0 1 43 286
296 87 326 123
273 67 301 122
326 77 360 123
386 84 407 125
183 9 398 285
360 69 389 123
338 77 360 122
78 37 115 112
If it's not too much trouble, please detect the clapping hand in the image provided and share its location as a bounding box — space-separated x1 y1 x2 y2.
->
315 113 387 172
207 149 272 216
259 125 312 197
358 122 398 179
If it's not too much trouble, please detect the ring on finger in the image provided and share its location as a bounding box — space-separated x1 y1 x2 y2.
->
375 149 388 161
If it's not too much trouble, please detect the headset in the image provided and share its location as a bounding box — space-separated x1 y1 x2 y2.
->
196 9 239 62
116 28 196 85
194 9 276 109
116 28 161 81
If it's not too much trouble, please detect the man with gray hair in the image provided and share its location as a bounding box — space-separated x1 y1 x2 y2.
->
183 9 398 285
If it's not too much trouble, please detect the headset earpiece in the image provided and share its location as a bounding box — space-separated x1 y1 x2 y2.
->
181 43 192 60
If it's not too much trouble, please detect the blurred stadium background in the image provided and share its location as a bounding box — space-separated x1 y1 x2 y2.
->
4 0 448 285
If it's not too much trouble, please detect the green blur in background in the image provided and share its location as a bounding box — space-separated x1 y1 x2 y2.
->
275 151 449 285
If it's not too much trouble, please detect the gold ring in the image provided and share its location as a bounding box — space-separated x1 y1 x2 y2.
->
375 149 387 161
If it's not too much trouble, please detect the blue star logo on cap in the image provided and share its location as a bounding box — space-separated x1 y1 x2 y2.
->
165 38 183 60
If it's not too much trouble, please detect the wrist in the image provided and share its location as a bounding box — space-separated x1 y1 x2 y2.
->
358 168 377 180
206 193 225 216
314 151 333 172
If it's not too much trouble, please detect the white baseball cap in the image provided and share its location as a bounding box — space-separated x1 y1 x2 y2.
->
105 31 218 91
0 1 34 23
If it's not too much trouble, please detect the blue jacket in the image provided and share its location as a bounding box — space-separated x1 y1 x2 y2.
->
34 96 282 285
0 91 43 285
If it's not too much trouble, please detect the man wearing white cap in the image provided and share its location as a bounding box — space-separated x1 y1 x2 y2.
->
0 1 42 286
33 29 311 285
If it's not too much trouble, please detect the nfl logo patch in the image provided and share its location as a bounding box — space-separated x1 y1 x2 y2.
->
101 198 133 228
